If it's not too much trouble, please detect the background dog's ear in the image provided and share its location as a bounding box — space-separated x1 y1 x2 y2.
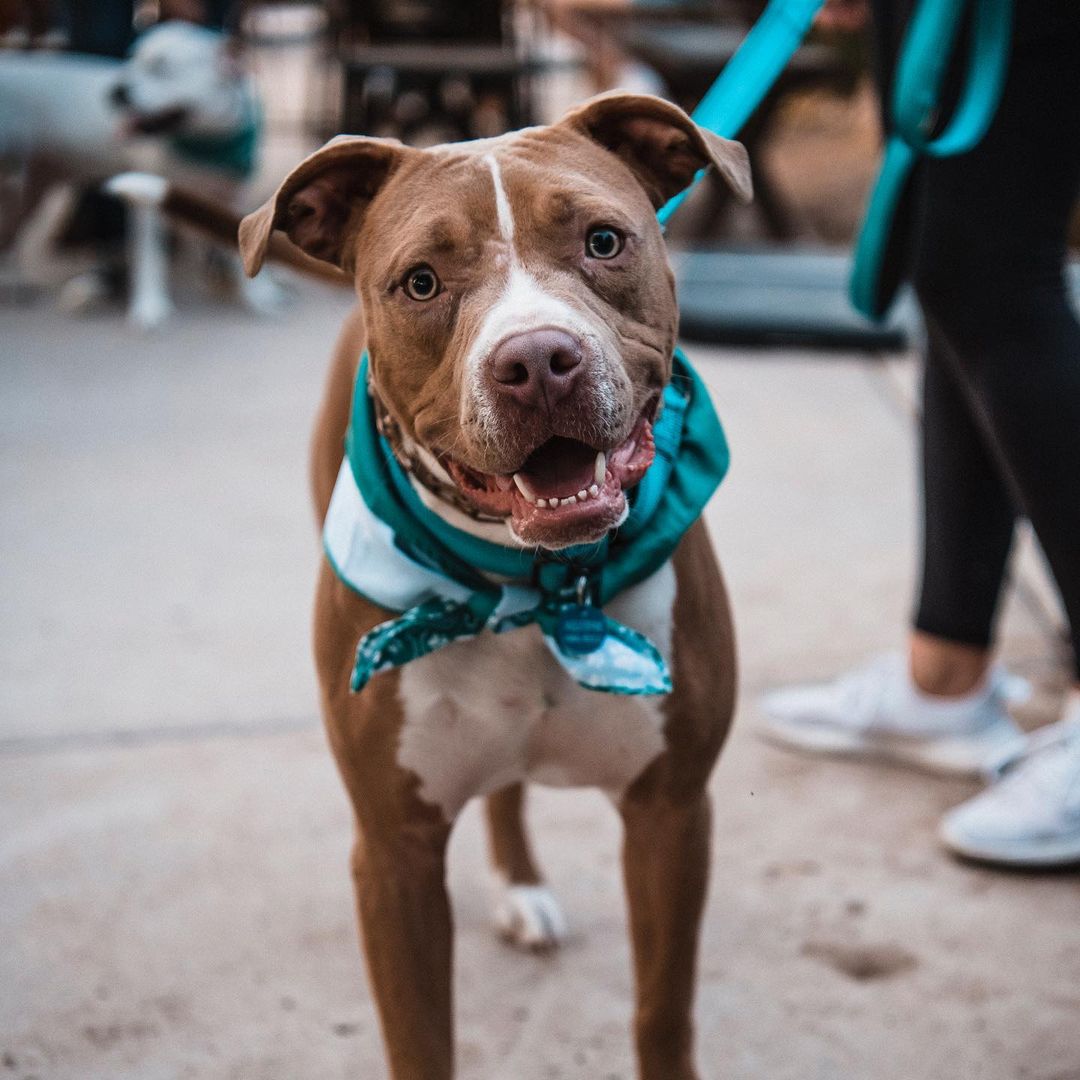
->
239 136 408 277
560 92 752 209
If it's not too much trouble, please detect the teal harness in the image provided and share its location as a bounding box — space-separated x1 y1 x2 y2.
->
658 0 1013 321
324 349 729 696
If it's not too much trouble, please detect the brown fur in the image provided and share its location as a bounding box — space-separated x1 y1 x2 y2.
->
249 94 745 1080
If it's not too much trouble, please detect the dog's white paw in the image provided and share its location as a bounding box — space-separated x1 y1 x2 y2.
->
493 883 567 952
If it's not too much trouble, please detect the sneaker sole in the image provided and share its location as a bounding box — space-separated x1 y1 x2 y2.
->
939 823 1080 868
758 717 1022 780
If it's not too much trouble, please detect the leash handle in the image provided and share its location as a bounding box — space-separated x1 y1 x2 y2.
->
657 0 828 225
851 0 1013 319
891 0 1013 157
653 0 1012 324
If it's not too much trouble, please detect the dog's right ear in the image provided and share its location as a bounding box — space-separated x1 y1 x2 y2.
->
560 92 752 209
239 136 409 277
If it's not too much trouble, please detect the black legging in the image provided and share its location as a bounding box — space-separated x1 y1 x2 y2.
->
871 0 1080 678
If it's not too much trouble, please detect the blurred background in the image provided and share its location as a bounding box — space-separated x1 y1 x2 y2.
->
2 3 1078 1079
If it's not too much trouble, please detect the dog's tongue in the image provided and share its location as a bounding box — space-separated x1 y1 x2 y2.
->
517 437 599 501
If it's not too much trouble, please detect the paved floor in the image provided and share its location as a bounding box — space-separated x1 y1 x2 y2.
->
2 284 1078 1080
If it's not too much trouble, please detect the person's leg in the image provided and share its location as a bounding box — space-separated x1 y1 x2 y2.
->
759 1 1077 778
906 1 1080 865
908 324 1018 697
865 0 1019 697
911 0 1080 687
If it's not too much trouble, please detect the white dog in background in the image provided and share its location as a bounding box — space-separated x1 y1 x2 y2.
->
0 20 281 328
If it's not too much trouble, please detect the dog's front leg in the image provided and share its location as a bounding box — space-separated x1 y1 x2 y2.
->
619 520 737 1080
317 563 458 1080
351 811 454 1080
620 783 711 1080
326 626 459 1080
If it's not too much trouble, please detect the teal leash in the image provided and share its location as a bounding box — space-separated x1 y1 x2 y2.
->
891 0 1011 156
850 0 1012 318
657 0 827 226
655 0 1012 322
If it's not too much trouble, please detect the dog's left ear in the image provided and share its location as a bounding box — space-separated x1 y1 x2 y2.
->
560 92 752 208
238 135 411 276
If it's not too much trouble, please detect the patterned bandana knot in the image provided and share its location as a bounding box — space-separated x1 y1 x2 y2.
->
348 570 673 697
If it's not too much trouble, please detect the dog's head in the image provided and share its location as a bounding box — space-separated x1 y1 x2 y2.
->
241 93 750 549
110 21 251 138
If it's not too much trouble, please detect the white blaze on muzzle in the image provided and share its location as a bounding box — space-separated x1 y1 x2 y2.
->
461 156 622 442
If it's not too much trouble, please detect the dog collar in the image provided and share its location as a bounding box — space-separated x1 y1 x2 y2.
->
373 398 507 525
323 348 729 696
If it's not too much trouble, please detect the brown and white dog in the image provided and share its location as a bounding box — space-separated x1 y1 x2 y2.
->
238 92 748 1080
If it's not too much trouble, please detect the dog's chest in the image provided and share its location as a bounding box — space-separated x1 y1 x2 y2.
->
395 562 675 818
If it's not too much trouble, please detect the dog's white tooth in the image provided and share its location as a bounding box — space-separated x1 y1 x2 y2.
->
588 483 599 497
536 498 547 508
560 496 576 506
512 472 537 503
577 490 588 500
594 452 606 485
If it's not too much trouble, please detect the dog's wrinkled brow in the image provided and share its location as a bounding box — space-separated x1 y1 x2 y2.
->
536 187 634 231
381 213 481 282
426 218 469 254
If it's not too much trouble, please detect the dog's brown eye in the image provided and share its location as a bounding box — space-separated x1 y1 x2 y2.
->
586 227 623 260
403 265 440 301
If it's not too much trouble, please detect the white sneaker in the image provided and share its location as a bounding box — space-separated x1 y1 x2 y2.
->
940 698 1080 867
760 653 1027 777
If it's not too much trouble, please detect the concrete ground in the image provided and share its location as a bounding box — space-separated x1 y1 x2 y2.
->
3 281 1079 1080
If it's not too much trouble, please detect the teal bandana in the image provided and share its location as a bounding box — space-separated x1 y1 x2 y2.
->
170 98 261 179
323 348 729 696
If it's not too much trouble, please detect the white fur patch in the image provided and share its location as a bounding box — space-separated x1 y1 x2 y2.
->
491 876 567 950
485 153 515 242
395 561 675 819
461 263 617 443
469 263 589 368
455 151 627 463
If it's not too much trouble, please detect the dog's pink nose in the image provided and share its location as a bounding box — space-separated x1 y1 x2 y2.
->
488 329 583 408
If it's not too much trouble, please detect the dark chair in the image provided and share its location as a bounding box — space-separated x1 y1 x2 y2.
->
332 0 545 143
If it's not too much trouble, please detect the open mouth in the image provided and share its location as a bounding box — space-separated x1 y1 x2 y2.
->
443 407 657 547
